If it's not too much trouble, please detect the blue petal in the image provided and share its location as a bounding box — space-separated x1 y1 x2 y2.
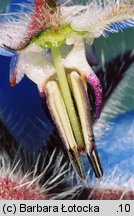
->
0 46 15 57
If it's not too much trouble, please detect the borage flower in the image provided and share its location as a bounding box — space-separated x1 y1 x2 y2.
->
0 0 134 181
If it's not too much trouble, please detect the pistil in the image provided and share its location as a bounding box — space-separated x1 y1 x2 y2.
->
51 46 84 149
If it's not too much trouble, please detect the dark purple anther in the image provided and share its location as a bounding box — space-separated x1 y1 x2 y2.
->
87 73 103 118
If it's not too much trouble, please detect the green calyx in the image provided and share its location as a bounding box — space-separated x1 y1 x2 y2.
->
35 24 87 48
7 24 87 52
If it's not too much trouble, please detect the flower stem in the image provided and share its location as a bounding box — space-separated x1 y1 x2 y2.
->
51 46 84 148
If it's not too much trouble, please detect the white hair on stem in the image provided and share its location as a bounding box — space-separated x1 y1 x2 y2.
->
0 0 134 48
0 125 134 200
86 165 134 199
0 146 83 200
0 11 32 49
61 0 134 41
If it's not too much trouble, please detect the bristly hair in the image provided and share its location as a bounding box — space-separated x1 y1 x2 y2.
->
79 166 134 200
0 0 60 49
0 0 134 49
0 118 83 200
61 0 134 41
28 0 60 37
0 149 83 200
